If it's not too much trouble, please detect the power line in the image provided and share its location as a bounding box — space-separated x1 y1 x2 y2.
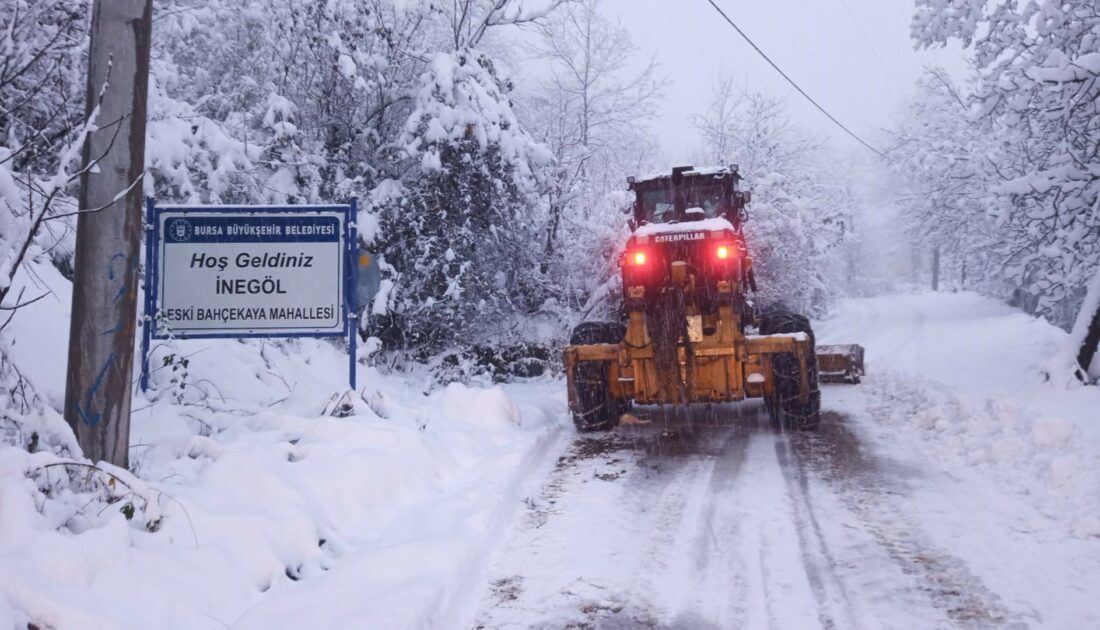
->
835 0 905 92
703 0 887 158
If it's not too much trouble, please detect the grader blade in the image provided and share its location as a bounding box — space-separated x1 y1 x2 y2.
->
816 344 865 384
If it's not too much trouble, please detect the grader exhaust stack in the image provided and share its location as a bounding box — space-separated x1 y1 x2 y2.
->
564 166 864 431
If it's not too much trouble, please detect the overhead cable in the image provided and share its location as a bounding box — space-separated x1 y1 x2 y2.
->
704 0 887 158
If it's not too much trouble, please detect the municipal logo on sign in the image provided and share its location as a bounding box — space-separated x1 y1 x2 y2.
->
168 219 193 242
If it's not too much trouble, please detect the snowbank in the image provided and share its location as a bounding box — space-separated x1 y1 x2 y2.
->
817 291 1100 537
0 261 566 629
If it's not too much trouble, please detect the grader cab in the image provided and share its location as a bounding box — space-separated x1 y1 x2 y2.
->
564 166 863 431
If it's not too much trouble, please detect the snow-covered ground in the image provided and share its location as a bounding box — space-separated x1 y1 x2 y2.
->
1 261 571 629
819 291 1100 537
817 292 1100 628
2 285 1099 628
464 291 1100 629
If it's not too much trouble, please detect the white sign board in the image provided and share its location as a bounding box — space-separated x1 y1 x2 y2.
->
155 210 346 337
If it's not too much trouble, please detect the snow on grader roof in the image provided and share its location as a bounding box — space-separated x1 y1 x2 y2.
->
631 165 739 184
634 217 736 237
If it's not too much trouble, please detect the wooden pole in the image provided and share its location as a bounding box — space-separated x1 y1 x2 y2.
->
63 0 153 467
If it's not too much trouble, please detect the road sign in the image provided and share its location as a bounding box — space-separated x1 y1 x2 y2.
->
141 200 359 390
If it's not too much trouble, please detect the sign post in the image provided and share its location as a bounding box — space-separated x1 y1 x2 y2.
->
141 201 358 391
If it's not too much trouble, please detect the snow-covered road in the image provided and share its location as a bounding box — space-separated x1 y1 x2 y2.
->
462 292 1100 629
467 402 1024 629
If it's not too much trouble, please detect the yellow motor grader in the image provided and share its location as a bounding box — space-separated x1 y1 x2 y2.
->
564 166 864 431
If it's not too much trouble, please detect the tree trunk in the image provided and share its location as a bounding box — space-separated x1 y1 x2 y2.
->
931 246 940 291
1072 268 1100 382
64 0 152 467
1077 303 1100 381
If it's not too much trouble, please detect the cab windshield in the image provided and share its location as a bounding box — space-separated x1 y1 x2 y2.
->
638 183 725 224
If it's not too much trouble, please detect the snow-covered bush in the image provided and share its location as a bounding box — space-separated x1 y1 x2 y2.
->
0 0 88 289
0 0 89 177
369 50 554 356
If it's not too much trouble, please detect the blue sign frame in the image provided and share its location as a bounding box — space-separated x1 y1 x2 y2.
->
140 199 359 392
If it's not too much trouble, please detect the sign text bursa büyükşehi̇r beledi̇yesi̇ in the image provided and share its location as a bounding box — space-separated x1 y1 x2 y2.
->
189 221 336 238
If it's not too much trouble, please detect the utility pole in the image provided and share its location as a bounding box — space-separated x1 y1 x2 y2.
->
64 0 153 467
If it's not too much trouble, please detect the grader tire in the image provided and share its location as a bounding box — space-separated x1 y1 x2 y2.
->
568 322 625 432
759 309 821 431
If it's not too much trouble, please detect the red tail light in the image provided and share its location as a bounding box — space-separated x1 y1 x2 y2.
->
715 244 736 260
629 251 647 266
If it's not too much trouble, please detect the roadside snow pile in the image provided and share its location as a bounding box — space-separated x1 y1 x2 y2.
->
818 291 1100 538
0 259 565 629
859 372 1100 538
1 359 563 629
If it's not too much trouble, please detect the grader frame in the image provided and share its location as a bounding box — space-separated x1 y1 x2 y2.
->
564 302 814 407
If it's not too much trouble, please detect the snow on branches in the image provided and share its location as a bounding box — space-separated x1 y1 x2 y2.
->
371 50 554 356
400 51 551 193
908 0 1100 379
693 85 854 317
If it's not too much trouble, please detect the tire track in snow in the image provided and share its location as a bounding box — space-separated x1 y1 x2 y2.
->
470 399 1024 630
641 420 753 628
470 408 762 629
471 428 706 629
790 411 1028 629
436 425 571 628
729 429 835 630
689 426 753 626
774 436 859 630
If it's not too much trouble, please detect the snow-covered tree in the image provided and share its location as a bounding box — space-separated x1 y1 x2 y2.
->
150 0 433 204
0 0 90 298
436 0 572 51
887 70 1008 295
693 85 853 316
912 0 1100 381
0 0 88 175
3 0 644 379
369 50 553 355
517 0 664 322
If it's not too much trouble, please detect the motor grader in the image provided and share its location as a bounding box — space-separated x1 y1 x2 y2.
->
563 165 863 431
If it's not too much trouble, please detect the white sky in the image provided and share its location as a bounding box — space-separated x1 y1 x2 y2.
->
601 0 970 160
